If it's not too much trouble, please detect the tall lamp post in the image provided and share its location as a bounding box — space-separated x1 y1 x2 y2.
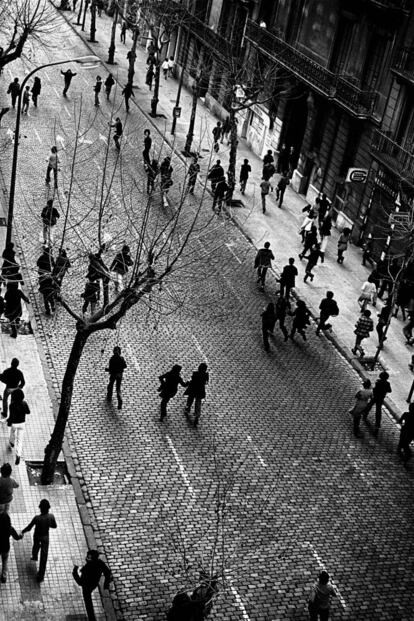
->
6 55 100 246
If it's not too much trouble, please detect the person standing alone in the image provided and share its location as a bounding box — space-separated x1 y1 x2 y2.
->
106 346 127 410
61 69 77 96
45 146 59 188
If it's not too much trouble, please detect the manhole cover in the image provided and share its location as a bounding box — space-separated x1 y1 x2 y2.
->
26 461 70 485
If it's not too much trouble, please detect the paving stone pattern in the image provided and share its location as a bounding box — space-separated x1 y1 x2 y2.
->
0 10 413 621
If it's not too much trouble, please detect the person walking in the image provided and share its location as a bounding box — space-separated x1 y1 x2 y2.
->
61 69 77 96
261 302 277 352
362 233 374 267
315 193 330 225
221 116 231 143
160 156 173 194
53 248 71 289
104 73 115 100
31 76 41 107
262 156 276 181
363 371 391 430
376 299 392 348
239 159 251 194
110 245 133 292
207 160 224 192
337 227 351 264
0 511 22 583
316 291 339 335
403 311 414 345
212 177 229 213
161 57 169 79
7 388 30 465
81 278 100 315
142 129 152 170
212 122 222 152
109 117 123 150
0 463 19 513
37 246 55 275
279 258 298 303
87 249 110 309
168 56 175 78
22 498 57 583
184 363 209 427
260 179 272 214
274 294 289 340
349 379 372 436
105 346 127 410
290 299 311 341
122 82 135 112
158 365 188 421
398 403 414 462
21 86 30 114
45 146 59 188
254 242 274 290
73 549 111 621
38 272 57 316
308 570 336 621
41 199 60 246
93 76 102 106
276 172 289 208
1 242 20 283
145 64 154 90
303 244 321 283
358 277 377 312
147 159 159 194
4 282 30 339
7 78 20 108
319 212 332 263
352 309 374 357
187 156 200 194
299 224 318 260
120 22 127 43
299 211 316 245
0 358 25 419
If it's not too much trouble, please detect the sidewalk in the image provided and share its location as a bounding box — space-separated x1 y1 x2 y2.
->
60 6 412 420
0 173 113 613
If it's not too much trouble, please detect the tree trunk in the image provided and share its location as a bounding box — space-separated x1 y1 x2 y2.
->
226 107 238 200
76 0 84 25
150 60 161 117
89 0 97 42
81 0 89 31
41 328 90 484
127 26 139 88
107 6 119 64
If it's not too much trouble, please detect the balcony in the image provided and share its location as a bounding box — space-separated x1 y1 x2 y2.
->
371 130 414 187
245 20 378 120
391 47 414 85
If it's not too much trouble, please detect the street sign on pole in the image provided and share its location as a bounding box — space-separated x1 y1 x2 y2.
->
345 167 368 183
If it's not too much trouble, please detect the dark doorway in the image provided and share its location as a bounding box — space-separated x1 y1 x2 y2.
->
279 95 308 171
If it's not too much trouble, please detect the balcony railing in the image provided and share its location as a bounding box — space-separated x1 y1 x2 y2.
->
371 130 414 185
391 47 414 84
245 20 378 120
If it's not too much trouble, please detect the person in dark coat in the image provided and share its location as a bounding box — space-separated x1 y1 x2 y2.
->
105 346 127 410
187 156 200 194
0 512 22 583
104 73 115 100
7 78 20 108
299 224 318 260
110 245 133 292
81 278 100 315
38 272 57 315
121 82 135 112
212 122 222 151
160 157 173 193
398 403 414 462
207 160 224 192
363 371 391 429
337 227 351 264
142 129 152 170
254 242 274 289
120 21 127 43
261 303 276 352
212 177 229 212
0 358 25 419
145 64 154 90
316 291 339 335
37 246 55 275
4 282 29 338
279 258 297 302
7 388 30 465
87 249 110 308
262 160 276 181
319 213 332 263
167 592 203 621
22 498 57 582
147 159 159 194
184 363 209 426
303 244 321 283
239 158 251 194
158 365 188 421
315 193 330 224
290 299 311 341
41 199 60 246
221 116 231 143
1 243 21 282
61 69 77 96
274 295 289 340
73 550 111 621
362 233 374 267
31 77 41 107
376 298 392 348
52 248 71 288
276 172 289 208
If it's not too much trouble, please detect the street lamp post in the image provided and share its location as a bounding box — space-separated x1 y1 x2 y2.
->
6 55 100 246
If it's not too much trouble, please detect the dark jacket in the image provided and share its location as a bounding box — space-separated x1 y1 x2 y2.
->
38 273 57 299
261 306 276 331
82 281 100 303
104 75 115 90
110 251 133 275
37 252 55 274
239 163 251 181
53 254 71 281
88 253 109 282
41 205 60 226
73 558 111 591
292 304 311 329
0 366 25 389
184 370 209 399
255 248 274 269
319 298 339 318
8 399 30 426
280 264 298 286
373 378 392 401
0 513 20 554
4 286 29 320
107 354 127 376
208 164 224 182
158 370 187 399
22 512 57 540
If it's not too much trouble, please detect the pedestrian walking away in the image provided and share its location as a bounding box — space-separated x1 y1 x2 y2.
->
308 570 337 621
160 156 173 193
212 122 222 152
104 73 115 100
276 171 290 208
45 146 59 187
315 193 330 225
41 198 60 246
376 298 392 348
122 82 135 112
184 363 209 427
398 403 414 462
120 21 127 43
31 76 41 107
303 244 321 283
7 388 30 465
274 295 289 340
0 511 22 583
260 179 273 213
212 176 229 213
299 211 316 245
363 371 391 430
110 244 133 292
207 160 224 192
61 68 77 96
337 227 351 264
254 242 274 289
319 212 332 262
21 86 30 114
73 549 111 621
87 248 110 308
0 358 25 419
349 379 372 436
352 309 374 357
52 248 71 289
358 277 377 311
239 158 251 194
145 64 154 90
263 149 274 166
4 282 30 339
81 277 100 315
142 129 152 170
38 272 57 315
0 463 19 513
162 58 169 79
109 117 123 150
147 159 159 194
299 224 318 260
93 76 102 106
158 365 188 420
316 291 339 335
187 156 200 194
22 498 57 583
7 78 20 108
290 299 311 341
105 346 127 410
261 302 276 352
279 258 298 303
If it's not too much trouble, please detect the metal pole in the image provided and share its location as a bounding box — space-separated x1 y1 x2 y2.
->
107 6 119 64
81 0 89 31
76 0 84 25
171 30 188 135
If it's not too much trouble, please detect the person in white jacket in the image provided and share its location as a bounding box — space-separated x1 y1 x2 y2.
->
358 278 377 311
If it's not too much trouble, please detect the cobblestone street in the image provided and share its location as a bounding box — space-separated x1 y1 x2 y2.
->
1 6 414 620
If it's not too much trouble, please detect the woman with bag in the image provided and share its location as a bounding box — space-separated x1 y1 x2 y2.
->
349 379 372 436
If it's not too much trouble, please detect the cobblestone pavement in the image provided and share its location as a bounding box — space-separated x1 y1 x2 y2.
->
1 7 414 620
